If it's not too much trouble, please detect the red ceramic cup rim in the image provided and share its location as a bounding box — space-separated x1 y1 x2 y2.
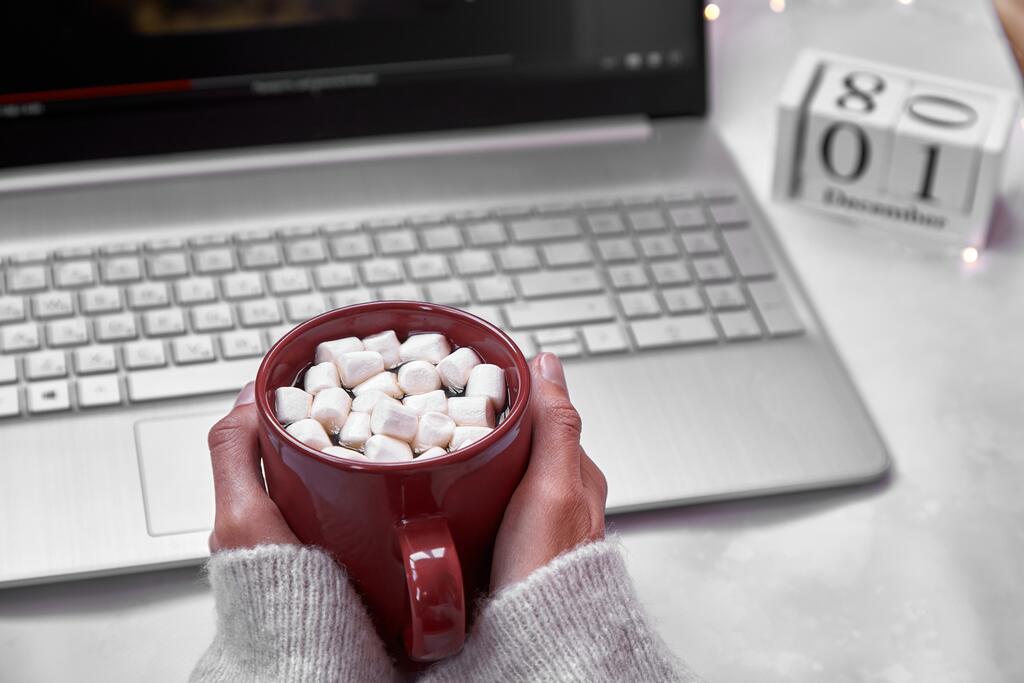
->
255 301 532 472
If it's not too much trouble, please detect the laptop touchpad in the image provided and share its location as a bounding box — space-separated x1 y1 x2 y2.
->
135 413 218 537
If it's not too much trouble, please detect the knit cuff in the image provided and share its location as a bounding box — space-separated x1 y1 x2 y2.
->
190 544 396 683
423 539 699 683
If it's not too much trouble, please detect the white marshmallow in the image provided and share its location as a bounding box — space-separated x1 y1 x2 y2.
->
336 351 385 388
339 412 372 449
397 361 441 396
447 396 496 428
370 401 420 442
323 445 367 460
399 333 452 364
436 347 482 391
362 330 402 369
364 434 414 462
450 426 494 451
353 371 403 398
275 387 312 425
352 390 401 414
402 390 448 417
315 337 364 364
304 362 341 395
465 364 507 412
286 418 333 451
310 387 352 434
418 446 448 460
412 411 455 453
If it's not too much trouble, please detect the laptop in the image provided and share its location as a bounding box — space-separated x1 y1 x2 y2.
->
0 0 889 586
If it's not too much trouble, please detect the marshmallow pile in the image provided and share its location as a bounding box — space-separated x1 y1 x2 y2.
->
274 330 508 462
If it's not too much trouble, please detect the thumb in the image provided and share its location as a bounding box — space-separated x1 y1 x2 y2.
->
526 353 584 484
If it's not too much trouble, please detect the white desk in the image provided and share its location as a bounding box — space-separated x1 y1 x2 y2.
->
2 1 1022 681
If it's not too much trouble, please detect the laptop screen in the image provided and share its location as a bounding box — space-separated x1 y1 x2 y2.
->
0 1 705 170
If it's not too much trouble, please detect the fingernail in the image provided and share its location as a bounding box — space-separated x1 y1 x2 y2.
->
539 353 567 389
234 381 256 407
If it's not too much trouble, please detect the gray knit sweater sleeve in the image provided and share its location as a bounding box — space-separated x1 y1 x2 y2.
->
191 541 699 683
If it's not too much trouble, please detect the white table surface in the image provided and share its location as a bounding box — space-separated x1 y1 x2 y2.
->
3 1 1023 681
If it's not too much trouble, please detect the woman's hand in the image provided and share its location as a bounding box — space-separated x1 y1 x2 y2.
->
207 382 300 551
996 0 1024 74
489 353 608 592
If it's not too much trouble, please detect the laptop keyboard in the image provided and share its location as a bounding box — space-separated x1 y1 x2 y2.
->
0 187 803 418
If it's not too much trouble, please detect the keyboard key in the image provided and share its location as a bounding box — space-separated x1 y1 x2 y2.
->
365 217 403 230
32 291 75 319
25 350 67 380
46 319 89 347
145 238 185 252
376 230 418 256
239 243 282 269
53 261 96 288
277 225 318 238
453 251 495 276
124 340 167 370
509 217 581 242
406 254 448 281
235 229 275 243
717 310 763 341
74 346 118 375
662 190 700 204
193 248 235 274
540 341 583 358
517 269 603 298
127 358 260 402
748 281 803 337
378 284 422 301
0 356 16 384
26 380 71 413
189 234 230 248
587 213 627 235
7 266 47 293
597 238 638 263
0 296 26 323
608 265 649 290
703 187 738 203
650 262 691 286
148 252 189 279
465 221 507 247
542 242 592 267
285 239 328 264
668 206 707 230
94 313 137 342
221 272 265 300
421 225 464 251
332 288 375 308
54 246 94 260
0 386 20 418
710 203 749 227
693 257 734 283
266 324 295 347
191 303 234 332
330 234 373 260
638 235 679 259
505 295 614 329
127 282 171 310
426 281 470 306
471 276 515 303
704 283 746 310
619 291 661 319
582 323 629 354
497 246 540 272
268 268 312 295
238 299 283 327
101 257 143 283
100 242 139 256
80 287 122 314
464 306 504 328
630 316 718 349
322 223 359 236
171 335 217 364
681 232 720 256
77 375 122 408
220 330 265 359
174 277 218 305
534 328 578 345
143 309 187 336
361 259 405 285
722 229 775 279
662 287 704 314
628 210 667 232
2 323 40 352
8 251 48 265
314 263 357 290
285 294 331 323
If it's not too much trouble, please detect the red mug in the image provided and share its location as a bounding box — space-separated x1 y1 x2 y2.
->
254 302 533 663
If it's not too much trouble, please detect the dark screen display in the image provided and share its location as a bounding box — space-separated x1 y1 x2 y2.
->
0 1 704 169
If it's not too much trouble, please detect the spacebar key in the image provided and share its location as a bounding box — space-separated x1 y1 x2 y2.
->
128 359 263 402
505 296 614 329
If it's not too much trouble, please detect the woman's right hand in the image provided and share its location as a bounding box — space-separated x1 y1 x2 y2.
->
489 353 608 592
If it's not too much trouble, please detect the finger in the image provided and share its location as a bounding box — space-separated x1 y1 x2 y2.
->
208 385 266 512
580 452 608 529
525 353 584 485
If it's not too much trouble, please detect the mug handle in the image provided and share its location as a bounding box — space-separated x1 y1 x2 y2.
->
396 516 466 662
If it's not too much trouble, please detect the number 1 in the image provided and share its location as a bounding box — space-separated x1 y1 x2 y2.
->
917 145 939 201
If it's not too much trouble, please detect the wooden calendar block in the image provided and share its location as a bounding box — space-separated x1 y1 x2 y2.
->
773 50 1019 248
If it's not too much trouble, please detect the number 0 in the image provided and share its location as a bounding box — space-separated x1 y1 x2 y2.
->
820 123 870 182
